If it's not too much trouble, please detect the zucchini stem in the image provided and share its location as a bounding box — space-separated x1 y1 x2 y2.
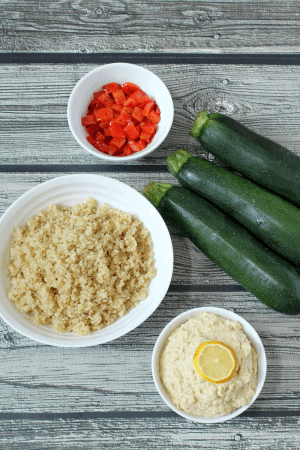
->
143 182 173 208
190 111 209 139
167 149 192 176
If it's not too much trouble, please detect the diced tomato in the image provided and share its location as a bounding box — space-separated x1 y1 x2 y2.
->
81 114 97 126
94 131 106 141
103 82 120 93
86 136 96 146
93 90 105 100
99 92 114 107
86 124 99 137
140 131 152 143
129 89 146 104
104 127 111 137
99 121 109 130
132 107 144 123
115 114 129 127
112 103 123 112
138 139 147 150
128 140 142 152
88 99 101 112
141 122 156 134
139 95 152 108
83 82 159 156
121 82 139 94
122 106 134 115
112 89 126 105
148 110 161 123
124 122 140 140
110 137 126 149
94 142 110 154
143 101 155 116
96 108 114 122
123 97 138 107
109 122 126 139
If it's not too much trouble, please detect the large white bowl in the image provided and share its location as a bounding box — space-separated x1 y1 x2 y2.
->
0 174 173 347
152 306 267 423
67 63 174 161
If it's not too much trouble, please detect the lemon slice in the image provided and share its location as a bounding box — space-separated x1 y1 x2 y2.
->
193 341 237 384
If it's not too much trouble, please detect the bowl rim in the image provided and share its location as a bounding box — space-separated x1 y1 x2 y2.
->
152 306 267 423
67 62 174 162
0 174 174 347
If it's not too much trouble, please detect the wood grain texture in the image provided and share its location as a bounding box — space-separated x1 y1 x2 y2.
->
1 0 300 54
1 64 300 165
0 416 299 450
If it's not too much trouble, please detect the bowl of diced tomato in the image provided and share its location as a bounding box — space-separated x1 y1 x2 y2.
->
67 63 174 161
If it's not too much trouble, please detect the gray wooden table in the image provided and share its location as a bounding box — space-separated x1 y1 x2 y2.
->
1 1 300 449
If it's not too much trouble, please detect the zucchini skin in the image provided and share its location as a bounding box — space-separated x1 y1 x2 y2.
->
172 153 300 266
191 112 300 208
158 185 300 314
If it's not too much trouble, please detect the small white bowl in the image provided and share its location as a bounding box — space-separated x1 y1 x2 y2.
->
0 174 173 347
152 306 267 423
67 63 174 162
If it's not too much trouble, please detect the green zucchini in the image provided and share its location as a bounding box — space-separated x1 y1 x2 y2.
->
143 182 300 315
167 149 300 266
190 111 300 208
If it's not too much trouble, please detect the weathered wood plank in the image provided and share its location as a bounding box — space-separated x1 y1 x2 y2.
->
0 291 298 413
0 64 300 165
0 415 299 450
1 1 300 54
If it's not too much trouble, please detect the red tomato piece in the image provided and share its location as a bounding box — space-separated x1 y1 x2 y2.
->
103 82 120 93
148 111 161 123
86 124 99 137
130 89 146 104
110 137 126 149
112 89 126 105
93 90 105 100
141 122 156 134
121 82 139 94
94 131 106 141
104 127 111 137
112 103 123 112
143 101 155 116
99 121 109 130
138 139 147 150
81 114 97 126
123 97 138 107
88 99 101 112
121 106 134 116
94 142 110 154
128 140 142 152
140 131 152 143
132 107 144 123
139 95 152 108
99 93 114 107
124 122 140 140
86 136 96 146
96 108 114 122
155 105 160 114
109 122 126 139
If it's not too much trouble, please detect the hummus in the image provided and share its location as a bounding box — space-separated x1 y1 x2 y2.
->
160 312 258 417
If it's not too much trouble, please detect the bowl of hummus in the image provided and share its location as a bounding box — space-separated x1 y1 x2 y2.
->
152 307 267 423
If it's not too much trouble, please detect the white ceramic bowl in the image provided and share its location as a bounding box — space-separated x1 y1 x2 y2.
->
67 63 174 161
152 306 267 423
0 174 173 347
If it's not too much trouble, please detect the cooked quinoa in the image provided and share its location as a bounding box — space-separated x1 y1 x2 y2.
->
8 197 156 335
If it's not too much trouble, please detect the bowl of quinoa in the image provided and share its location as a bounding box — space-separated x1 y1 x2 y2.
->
0 174 173 347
